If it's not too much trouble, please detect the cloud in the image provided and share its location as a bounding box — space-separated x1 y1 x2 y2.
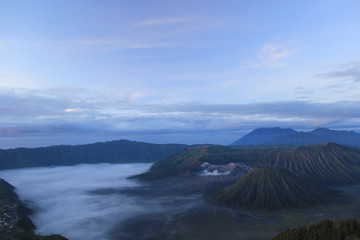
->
0 163 154 240
1 87 360 144
133 17 194 27
317 62 360 83
244 40 298 68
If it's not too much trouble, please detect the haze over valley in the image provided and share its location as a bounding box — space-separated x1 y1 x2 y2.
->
2 128 360 239
1 0 360 239
1 164 154 240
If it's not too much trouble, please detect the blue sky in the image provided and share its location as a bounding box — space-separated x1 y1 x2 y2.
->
0 0 360 148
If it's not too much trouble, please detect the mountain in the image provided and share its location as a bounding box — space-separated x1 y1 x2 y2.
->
311 128 360 146
0 179 68 240
0 178 18 200
0 178 35 234
249 142 360 184
231 127 297 146
135 142 360 184
231 127 360 147
0 140 188 170
271 219 360 240
212 168 339 210
133 145 249 180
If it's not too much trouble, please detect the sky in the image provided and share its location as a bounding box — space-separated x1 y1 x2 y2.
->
0 0 360 148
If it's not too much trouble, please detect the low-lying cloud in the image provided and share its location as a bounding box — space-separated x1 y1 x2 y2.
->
0 163 154 240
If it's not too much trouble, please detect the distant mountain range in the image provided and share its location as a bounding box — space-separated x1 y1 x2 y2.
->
231 127 360 147
0 140 188 170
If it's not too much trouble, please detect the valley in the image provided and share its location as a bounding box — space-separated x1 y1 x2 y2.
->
104 173 360 240
2 128 360 239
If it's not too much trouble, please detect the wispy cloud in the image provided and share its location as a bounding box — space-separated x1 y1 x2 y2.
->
317 61 360 83
133 17 194 27
1 87 360 143
244 40 298 68
129 42 179 49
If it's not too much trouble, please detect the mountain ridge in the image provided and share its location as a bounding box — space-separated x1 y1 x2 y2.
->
231 127 360 147
271 219 360 240
0 139 188 170
135 142 360 184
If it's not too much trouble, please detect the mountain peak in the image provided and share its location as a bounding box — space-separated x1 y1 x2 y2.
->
252 127 296 133
231 127 360 147
231 127 296 146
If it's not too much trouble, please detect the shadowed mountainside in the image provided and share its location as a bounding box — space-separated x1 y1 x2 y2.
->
212 168 340 210
271 219 360 240
231 127 360 147
134 143 360 184
0 179 35 234
0 140 188 170
0 179 68 240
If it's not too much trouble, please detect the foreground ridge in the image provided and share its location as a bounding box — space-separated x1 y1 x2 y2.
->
0 179 68 240
271 219 360 240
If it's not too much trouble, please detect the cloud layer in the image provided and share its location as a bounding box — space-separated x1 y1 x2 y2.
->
0 86 360 147
0 163 153 240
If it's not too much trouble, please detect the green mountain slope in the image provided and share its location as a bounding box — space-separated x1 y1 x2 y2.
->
213 168 339 210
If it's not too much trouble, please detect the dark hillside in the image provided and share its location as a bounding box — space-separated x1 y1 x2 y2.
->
0 140 188 170
0 179 69 240
271 219 360 240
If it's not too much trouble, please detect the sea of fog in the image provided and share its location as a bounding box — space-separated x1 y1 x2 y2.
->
0 163 158 240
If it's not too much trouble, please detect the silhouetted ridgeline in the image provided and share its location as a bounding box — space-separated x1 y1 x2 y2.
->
0 140 188 170
231 127 360 147
0 179 68 240
271 219 360 240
